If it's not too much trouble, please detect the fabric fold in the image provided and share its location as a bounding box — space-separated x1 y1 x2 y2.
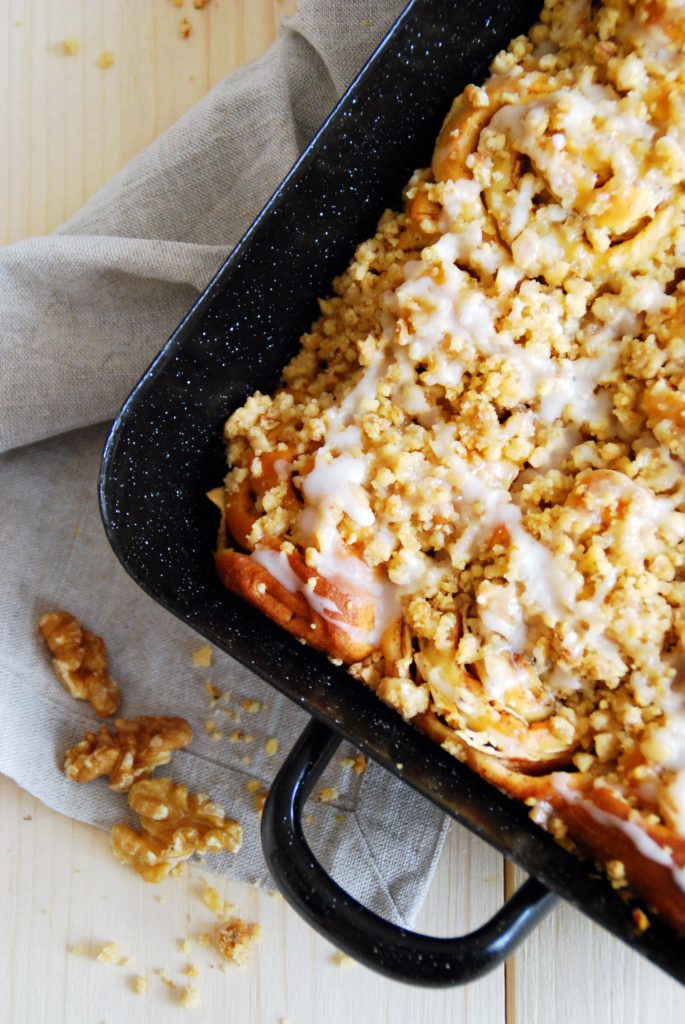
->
0 0 451 926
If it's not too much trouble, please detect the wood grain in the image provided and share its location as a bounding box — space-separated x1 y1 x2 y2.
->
0 4 505 1022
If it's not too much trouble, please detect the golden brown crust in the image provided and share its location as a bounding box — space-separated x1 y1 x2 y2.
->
415 710 560 797
111 777 242 883
39 610 120 717
432 72 555 183
214 548 375 663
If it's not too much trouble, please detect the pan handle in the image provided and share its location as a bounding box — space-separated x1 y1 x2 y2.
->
261 717 557 986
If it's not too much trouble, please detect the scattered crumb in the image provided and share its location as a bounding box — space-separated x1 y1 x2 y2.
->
205 681 221 700
62 37 79 56
97 942 124 965
395 762 404 771
186 964 200 978
192 645 213 668
335 814 345 824
156 895 166 904
196 933 212 948
241 699 262 715
633 907 650 933
133 974 148 995
303 814 314 826
317 787 338 804
179 17 192 38
264 737 279 756
215 919 261 966
245 779 262 794
204 719 217 734
241 755 253 766
332 950 355 969
340 753 367 775
157 967 176 990
170 863 187 879
254 791 267 814
244 734 255 745
193 0 210 8
179 938 192 954
170 0 184 7
97 51 114 69
180 985 200 1009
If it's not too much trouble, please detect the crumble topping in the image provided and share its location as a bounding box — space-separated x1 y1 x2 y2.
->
216 0 685 928
64 716 192 791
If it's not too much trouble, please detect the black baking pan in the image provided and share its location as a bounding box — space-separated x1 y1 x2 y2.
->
99 0 685 987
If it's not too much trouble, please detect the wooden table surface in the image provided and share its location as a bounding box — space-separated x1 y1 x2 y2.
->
2 3 685 1022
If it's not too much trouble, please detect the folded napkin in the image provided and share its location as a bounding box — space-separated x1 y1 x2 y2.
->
0 0 451 926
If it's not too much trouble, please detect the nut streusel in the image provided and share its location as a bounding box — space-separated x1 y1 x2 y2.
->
214 0 685 933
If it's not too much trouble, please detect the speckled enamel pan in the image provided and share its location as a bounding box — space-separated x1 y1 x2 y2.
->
99 0 685 986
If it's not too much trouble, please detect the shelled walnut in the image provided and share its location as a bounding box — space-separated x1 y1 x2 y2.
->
64 716 192 791
39 610 120 717
111 777 242 882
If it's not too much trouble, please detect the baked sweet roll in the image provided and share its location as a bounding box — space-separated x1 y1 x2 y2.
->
212 0 685 934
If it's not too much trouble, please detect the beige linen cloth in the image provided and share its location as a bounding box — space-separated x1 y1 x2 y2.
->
0 0 452 926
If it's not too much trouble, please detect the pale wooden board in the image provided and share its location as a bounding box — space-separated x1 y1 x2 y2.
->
0 773 505 1024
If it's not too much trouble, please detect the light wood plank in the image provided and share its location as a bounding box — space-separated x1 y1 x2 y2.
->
506 865 685 1024
0 772 506 1023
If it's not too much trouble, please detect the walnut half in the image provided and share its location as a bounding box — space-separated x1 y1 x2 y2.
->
64 716 193 791
39 610 120 717
111 777 243 882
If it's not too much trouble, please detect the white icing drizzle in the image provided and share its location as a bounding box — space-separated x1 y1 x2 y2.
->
553 775 685 892
251 545 399 647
